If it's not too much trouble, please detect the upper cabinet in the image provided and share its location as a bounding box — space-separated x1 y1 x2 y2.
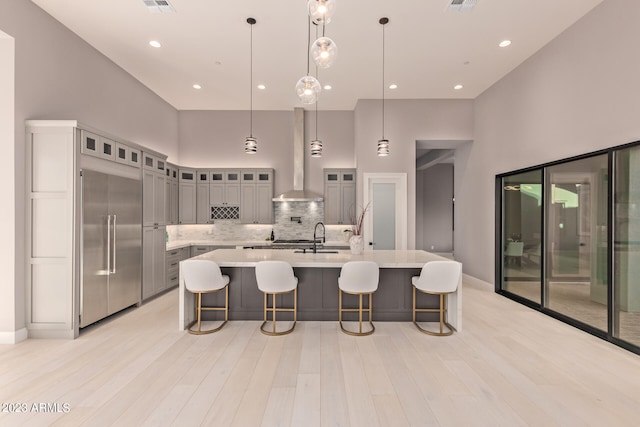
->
240 169 274 224
324 169 356 225
178 168 196 224
165 163 179 225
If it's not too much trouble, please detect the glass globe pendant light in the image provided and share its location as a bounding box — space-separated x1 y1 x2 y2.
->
296 16 321 104
310 36 337 69
377 17 390 157
296 75 321 104
308 0 336 25
244 17 257 154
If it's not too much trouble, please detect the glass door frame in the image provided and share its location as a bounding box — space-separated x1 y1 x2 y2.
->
495 141 640 355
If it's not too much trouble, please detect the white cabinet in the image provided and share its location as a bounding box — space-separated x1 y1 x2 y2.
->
142 153 167 227
240 169 274 224
324 169 356 225
165 163 179 225
142 226 166 300
178 168 196 224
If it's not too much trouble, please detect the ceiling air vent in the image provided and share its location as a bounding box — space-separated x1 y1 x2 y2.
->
447 0 479 12
143 0 175 13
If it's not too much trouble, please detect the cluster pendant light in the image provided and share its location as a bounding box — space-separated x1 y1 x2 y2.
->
296 0 338 105
377 17 390 157
245 18 257 154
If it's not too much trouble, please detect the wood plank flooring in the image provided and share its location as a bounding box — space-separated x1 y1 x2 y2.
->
1 275 640 426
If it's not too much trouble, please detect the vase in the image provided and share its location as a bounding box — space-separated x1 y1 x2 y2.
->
349 235 364 255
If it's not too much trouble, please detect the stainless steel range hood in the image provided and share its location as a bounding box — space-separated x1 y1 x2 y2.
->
272 107 323 202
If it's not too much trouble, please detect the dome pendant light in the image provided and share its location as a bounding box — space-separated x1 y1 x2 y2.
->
308 0 336 25
245 17 257 154
296 16 321 104
377 17 390 157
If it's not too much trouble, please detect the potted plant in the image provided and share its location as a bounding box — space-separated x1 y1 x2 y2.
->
348 203 369 254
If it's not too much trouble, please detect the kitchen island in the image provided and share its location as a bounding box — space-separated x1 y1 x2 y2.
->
178 249 461 331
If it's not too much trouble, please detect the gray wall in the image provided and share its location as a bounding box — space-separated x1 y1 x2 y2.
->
416 164 454 253
353 99 475 250
0 0 179 337
178 110 354 197
462 0 640 282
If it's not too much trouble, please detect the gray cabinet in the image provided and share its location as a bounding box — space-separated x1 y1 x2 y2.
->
178 168 196 224
324 169 356 225
142 153 167 227
196 170 212 224
240 169 274 224
142 226 166 300
209 169 241 221
165 163 179 225
166 246 190 289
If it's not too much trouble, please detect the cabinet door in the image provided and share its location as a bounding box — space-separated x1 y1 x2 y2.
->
256 183 274 224
154 173 166 225
226 183 241 205
179 183 196 224
241 171 255 183
170 181 179 224
341 183 356 225
209 183 225 205
225 170 240 183
115 142 129 165
196 183 211 224
324 182 341 224
240 184 256 223
154 227 166 292
80 130 101 157
165 178 172 224
142 227 155 299
142 170 156 226
99 137 116 161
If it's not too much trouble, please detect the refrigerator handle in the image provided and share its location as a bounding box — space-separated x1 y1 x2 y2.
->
111 214 117 274
106 214 111 276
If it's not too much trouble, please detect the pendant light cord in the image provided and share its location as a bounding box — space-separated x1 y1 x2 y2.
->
382 21 385 140
250 21 253 137
306 17 311 76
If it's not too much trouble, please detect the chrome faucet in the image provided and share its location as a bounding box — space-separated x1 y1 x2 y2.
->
313 222 326 253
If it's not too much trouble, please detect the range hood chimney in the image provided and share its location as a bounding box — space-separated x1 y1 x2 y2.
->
272 107 323 202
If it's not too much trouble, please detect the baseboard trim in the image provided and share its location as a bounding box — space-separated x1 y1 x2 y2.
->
0 328 28 344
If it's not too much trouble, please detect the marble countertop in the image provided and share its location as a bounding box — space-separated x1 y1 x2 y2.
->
167 240 350 251
190 248 447 268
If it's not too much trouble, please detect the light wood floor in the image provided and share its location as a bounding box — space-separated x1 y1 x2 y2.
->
2 276 640 426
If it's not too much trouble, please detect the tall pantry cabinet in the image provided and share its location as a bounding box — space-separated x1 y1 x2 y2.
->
142 152 168 300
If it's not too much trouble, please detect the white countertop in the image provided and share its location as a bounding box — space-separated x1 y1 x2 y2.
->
191 248 446 268
167 240 350 251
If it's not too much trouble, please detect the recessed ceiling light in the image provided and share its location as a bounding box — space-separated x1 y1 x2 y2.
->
454 84 463 90
257 84 266 90
324 84 332 90
389 84 398 89
149 40 161 48
192 84 202 90
499 40 512 48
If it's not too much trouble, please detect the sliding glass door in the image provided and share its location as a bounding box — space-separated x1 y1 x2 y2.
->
614 146 640 347
501 170 542 303
498 142 640 354
545 155 608 331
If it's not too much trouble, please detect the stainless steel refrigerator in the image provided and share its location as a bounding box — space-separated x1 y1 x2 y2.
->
80 169 142 328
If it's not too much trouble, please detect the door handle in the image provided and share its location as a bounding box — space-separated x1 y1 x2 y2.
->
369 242 375 246
106 215 111 275
111 214 117 274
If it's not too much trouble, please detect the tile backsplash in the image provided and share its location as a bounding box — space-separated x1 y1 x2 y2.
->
168 201 351 243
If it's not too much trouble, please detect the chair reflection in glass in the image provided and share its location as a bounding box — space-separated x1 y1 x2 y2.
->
505 241 524 266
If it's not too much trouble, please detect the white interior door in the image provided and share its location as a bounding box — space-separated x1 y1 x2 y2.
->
363 173 407 250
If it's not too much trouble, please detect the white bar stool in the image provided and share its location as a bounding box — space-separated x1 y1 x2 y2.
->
255 261 298 336
181 259 230 335
338 261 379 336
412 260 462 336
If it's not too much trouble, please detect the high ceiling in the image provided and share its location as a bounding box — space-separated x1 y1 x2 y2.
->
31 0 603 111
